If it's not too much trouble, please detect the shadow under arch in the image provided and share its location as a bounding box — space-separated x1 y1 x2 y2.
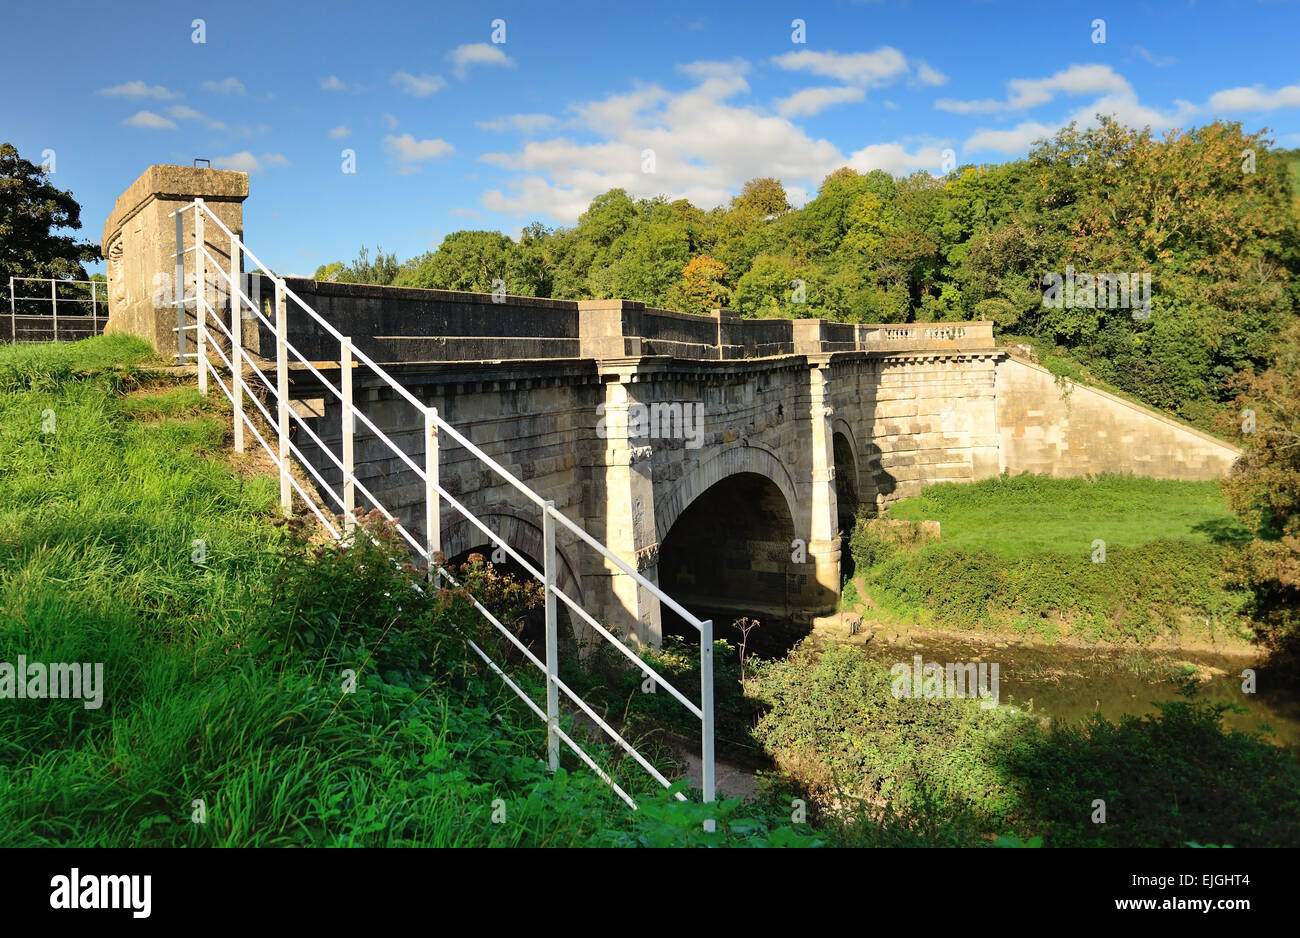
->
657 470 807 659
441 508 585 648
832 426 860 582
653 442 803 544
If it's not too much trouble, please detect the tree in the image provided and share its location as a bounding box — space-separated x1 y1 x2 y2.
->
0 142 99 295
312 246 399 285
1222 320 1300 650
731 177 791 219
395 231 522 293
670 255 731 314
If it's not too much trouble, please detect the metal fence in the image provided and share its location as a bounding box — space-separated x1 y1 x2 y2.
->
6 277 107 342
172 197 715 823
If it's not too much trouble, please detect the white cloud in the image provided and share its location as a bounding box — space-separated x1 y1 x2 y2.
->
381 113 400 130
329 125 351 138
449 207 481 217
1207 83 1300 112
936 64 1132 114
97 81 181 100
476 72 894 222
212 152 261 172
447 43 515 79
384 134 454 162
963 91 1197 156
201 77 246 95
476 113 559 134
391 71 446 96
677 59 750 80
964 121 1057 154
122 110 177 129
770 47 909 86
1066 93 1196 131
166 105 226 131
320 75 346 91
212 152 290 173
846 142 948 176
775 85 865 118
913 61 948 87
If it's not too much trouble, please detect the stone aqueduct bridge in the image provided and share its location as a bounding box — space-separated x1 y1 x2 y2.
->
101 165 1243 648
238 281 1243 649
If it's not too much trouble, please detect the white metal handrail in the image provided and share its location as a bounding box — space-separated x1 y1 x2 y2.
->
172 198 716 824
7 276 106 342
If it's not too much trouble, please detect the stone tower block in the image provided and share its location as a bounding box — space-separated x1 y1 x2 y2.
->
102 165 248 358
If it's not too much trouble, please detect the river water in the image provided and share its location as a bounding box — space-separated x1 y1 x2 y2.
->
850 631 1300 748
665 604 1300 750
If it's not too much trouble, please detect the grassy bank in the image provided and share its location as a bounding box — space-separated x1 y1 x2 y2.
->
853 474 1254 645
0 337 810 847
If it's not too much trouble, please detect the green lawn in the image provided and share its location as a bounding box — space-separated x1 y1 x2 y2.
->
885 473 1250 558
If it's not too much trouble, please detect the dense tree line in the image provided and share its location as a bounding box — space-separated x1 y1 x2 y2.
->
318 118 1299 429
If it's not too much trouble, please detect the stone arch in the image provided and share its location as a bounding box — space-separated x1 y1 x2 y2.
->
831 419 860 533
656 468 803 656
653 442 802 545
831 416 860 487
440 506 584 608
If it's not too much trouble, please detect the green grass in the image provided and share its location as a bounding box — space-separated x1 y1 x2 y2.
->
0 337 817 847
886 473 1251 557
854 474 1253 643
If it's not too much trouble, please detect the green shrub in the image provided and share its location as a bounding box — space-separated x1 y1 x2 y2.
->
750 644 1300 847
869 540 1245 642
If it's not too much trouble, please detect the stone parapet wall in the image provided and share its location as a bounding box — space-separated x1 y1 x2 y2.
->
235 276 998 365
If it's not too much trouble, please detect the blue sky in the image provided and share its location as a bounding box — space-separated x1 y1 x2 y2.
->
5 0 1299 276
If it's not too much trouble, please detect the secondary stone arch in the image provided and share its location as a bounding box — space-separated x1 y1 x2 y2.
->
440 506 584 608
831 416 861 495
653 443 802 545
831 417 861 533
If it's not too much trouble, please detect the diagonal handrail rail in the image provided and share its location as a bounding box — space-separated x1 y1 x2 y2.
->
171 198 716 826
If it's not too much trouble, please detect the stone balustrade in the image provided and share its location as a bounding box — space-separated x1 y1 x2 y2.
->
240 277 997 365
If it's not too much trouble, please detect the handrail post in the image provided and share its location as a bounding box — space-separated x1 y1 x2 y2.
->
424 407 440 583
700 617 715 832
91 280 98 335
174 210 186 362
275 278 291 515
194 199 207 395
8 276 14 342
543 501 560 772
230 242 244 453
50 278 57 342
341 336 355 534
